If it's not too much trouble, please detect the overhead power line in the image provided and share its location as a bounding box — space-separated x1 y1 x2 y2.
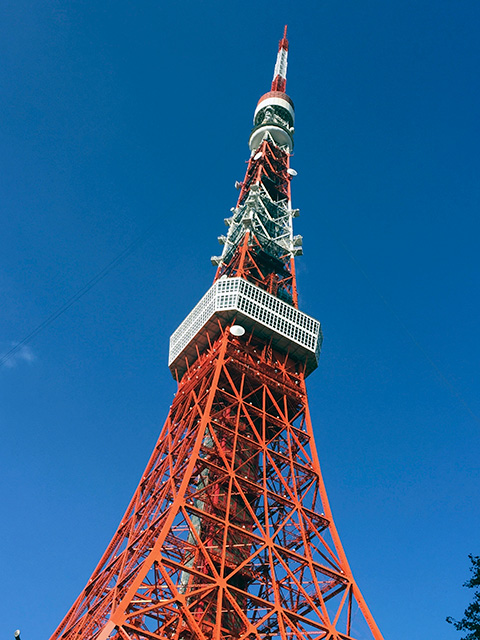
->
0 224 155 368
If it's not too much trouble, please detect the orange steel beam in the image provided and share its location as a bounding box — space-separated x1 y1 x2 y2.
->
50 328 384 640
50 29 384 640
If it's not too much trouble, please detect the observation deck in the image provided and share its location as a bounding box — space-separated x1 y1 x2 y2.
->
169 276 322 380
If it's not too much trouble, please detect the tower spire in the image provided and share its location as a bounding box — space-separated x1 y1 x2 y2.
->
271 25 289 92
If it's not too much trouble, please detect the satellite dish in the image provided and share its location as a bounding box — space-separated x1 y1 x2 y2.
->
234 180 243 190
287 168 298 176
253 151 263 161
229 325 246 337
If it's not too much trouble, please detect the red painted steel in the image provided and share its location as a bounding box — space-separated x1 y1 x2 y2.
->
215 139 295 305
271 26 288 92
51 328 384 640
49 29 384 640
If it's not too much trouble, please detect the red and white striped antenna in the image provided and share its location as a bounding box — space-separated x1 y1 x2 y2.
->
271 25 289 92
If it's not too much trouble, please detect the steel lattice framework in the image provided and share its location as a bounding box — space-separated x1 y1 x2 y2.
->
50 27 384 640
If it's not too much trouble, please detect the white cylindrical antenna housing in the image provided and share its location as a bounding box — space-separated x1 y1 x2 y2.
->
249 91 295 153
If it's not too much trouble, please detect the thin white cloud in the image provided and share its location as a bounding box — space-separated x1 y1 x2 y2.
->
2 343 36 368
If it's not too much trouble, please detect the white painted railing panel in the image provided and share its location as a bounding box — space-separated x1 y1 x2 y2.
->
169 277 321 372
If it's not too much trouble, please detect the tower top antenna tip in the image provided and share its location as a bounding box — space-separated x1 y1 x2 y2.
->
272 26 289 92
278 25 289 52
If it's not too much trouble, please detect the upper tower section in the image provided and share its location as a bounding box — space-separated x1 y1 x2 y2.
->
211 27 302 307
169 28 322 381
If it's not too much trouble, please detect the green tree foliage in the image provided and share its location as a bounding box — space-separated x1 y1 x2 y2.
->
447 555 480 639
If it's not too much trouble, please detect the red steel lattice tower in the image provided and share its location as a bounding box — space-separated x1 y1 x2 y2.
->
51 28 385 640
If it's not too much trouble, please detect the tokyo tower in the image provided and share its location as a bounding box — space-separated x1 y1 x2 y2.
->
50 28 384 640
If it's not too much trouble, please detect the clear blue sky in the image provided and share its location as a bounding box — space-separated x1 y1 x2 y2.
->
1 1 479 638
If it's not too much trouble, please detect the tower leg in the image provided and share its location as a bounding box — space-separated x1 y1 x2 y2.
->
51 329 383 640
